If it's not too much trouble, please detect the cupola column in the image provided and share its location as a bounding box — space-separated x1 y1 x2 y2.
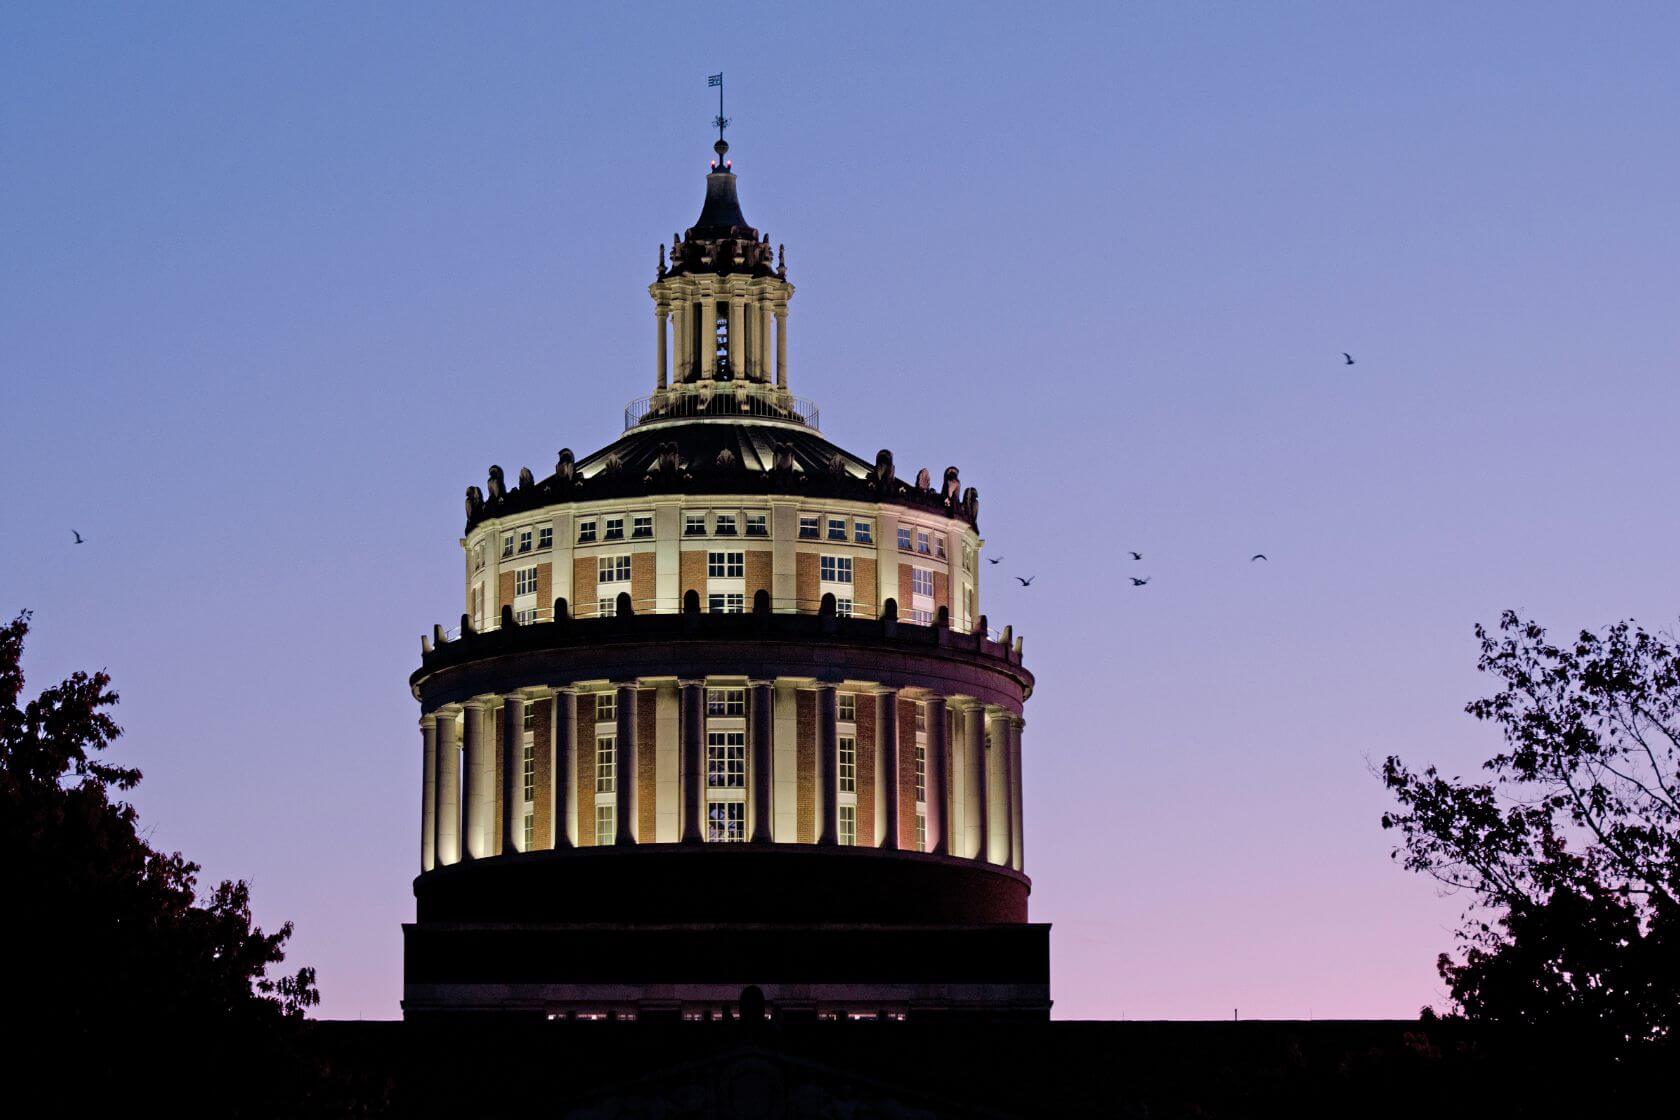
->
671 298 688 381
925 695 949 855
551 687 576 849
1010 715 1025 871
749 679 775 842
420 715 438 871
501 695 524 853
774 304 788 389
967 702 990 862
615 682 640 845
816 683 840 845
988 707 1013 866
462 699 494 860
700 293 716 379
757 300 772 383
655 303 669 391
727 293 744 379
679 679 704 843
434 708 461 866
875 687 900 849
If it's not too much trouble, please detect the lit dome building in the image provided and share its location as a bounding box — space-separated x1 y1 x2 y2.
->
405 134 1045 1021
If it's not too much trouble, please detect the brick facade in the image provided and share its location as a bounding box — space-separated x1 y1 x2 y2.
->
573 557 596 616
536 565 552 615
637 688 656 841
577 694 597 847
531 697 552 850
795 553 819 612
898 565 913 614
898 697 918 850
855 691 875 846
934 571 950 617
631 554 656 612
745 550 772 605
855 557 878 619
492 707 504 856
679 549 706 604
498 571 515 615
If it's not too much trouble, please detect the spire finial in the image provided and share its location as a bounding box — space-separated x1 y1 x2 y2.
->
708 72 731 168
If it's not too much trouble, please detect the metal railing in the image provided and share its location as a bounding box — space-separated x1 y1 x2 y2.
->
624 384 820 432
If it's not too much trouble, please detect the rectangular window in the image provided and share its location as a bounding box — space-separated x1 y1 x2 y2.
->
502 533 515 558
707 801 745 843
523 705 535 732
514 608 538 625
839 804 857 847
707 688 746 716
839 735 856 794
912 567 934 597
838 694 856 722
708 593 745 614
632 514 653 539
916 530 931 555
745 513 768 537
897 527 913 551
472 543 485 572
538 526 553 550
598 555 632 583
835 597 853 618
708 551 745 578
603 516 625 541
935 534 947 559
706 730 746 788
596 802 616 844
915 704 927 733
916 810 927 853
519 529 533 553
595 735 616 794
715 513 738 536
826 517 847 541
514 567 538 596
684 513 706 536
854 520 873 544
597 596 616 618
819 555 853 584
577 520 597 544
798 515 820 540
523 811 534 850
910 608 933 625
596 693 616 722
522 740 535 802
915 742 927 801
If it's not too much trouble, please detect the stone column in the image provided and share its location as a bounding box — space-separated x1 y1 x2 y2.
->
876 687 900 850
502 696 523 853
758 301 772 382
434 709 461 866
981 708 1007 866
774 306 788 389
655 304 669 390
816 683 839 845
462 700 492 860
969 704 991 862
749 679 774 842
680 679 704 843
552 687 575 849
420 715 438 871
1010 715 1025 871
615 682 639 845
925 695 949 856
727 294 744 379
671 299 686 381
700 295 716 378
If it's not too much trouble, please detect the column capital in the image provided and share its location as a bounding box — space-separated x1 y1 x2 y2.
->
548 683 579 697
464 694 500 711
871 683 901 698
419 712 439 728
677 678 706 690
747 678 775 689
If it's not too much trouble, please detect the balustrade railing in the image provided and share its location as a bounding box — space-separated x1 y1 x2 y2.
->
624 384 819 431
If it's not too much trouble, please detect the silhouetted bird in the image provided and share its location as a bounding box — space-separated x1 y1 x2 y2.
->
1251 554 1268 562
988 556 1003 565
1130 577 1150 587
1014 575 1035 587
1342 352 1356 365
1129 551 1143 560
72 530 84 544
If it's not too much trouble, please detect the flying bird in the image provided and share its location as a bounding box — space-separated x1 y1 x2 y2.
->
1129 551 1143 560
988 556 1003 565
1342 352 1356 366
72 530 84 544
1251 553 1268 562
1014 575 1035 587
1130 576 1150 587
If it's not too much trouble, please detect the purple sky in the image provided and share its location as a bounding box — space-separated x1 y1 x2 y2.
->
4 3 1678 1020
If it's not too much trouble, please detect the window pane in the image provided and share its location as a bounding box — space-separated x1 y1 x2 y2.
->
577 521 597 543
826 518 847 541
798 516 819 539
706 730 746 788
897 527 912 551
854 520 872 544
632 515 653 538
745 514 767 537
707 688 746 716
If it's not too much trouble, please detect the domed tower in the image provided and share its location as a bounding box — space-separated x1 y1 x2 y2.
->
405 133 1044 1022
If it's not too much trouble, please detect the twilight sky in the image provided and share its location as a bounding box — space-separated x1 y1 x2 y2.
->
4 2 1678 1020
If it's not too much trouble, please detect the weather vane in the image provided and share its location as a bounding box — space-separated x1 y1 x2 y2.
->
709 72 729 146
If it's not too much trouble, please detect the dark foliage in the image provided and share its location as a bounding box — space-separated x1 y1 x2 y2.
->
1382 611 1680 1050
0 611 350 1113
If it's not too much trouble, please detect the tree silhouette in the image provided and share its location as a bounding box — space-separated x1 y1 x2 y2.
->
0 611 325 1111
1382 611 1679 1050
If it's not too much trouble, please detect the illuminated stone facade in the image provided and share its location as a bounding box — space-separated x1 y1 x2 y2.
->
405 134 1043 1021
